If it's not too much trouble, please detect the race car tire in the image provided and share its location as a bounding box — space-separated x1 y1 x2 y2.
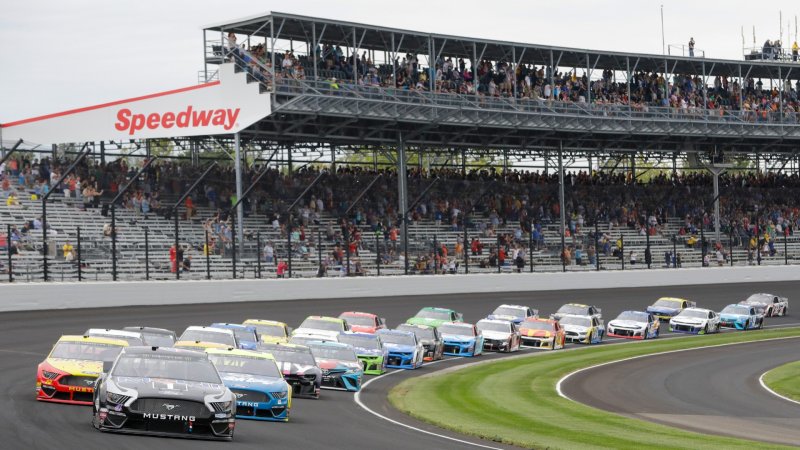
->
702 324 708 335
783 307 788 317
758 319 764 329
744 320 750 330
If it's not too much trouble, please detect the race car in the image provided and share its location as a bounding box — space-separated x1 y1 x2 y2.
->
405 307 464 328
719 304 764 330
669 307 720 334
396 323 444 361
210 323 259 349
289 335 338 346
243 319 291 344
292 316 350 341
607 311 660 339
438 322 484 357
178 326 238 349
84 329 145 346
36 335 128 405
258 342 321 399
122 327 177 347
559 314 605 344
551 303 602 322
337 332 387 375
486 304 539 324
92 346 236 440
305 341 363 392
338 312 387 334
739 293 789 317
476 319 521 352
206 348 292 422
173 341 232 351
518 318 566 350
376 329 425 369
646 297 696 320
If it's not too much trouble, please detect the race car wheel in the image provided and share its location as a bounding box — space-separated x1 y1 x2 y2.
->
702 325 708 335
758 319 764 329
783 307 788 317
744 320 750 330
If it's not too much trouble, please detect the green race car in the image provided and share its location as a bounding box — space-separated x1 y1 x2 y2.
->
337 333 387 375
406 307 464 328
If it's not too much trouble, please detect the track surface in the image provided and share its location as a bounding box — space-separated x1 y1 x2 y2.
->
561 337 800 447
1 280 799 448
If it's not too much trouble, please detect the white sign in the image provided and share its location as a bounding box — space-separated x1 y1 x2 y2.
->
1 64 270 143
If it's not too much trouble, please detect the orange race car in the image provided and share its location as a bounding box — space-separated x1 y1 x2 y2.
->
518 318 566 350
338 311 387 334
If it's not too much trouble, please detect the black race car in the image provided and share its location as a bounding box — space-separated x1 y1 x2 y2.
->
258 342 322 399
396 323 444 361
92 346 236 440
122 327 177 347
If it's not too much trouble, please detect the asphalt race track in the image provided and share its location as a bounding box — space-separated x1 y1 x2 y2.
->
560 338 800 447
1 280 799 449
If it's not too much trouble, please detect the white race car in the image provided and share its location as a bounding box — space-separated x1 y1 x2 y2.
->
607 311 660 340
558 314 604 344
669 307 721 335
476 319 521 353
739 293 788 317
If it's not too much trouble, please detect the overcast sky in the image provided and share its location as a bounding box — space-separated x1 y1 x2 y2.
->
2 0 799 122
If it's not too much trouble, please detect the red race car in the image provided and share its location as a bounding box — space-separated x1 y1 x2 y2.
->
338 311 387 334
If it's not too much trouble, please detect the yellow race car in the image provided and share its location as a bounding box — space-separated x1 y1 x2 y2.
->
243 319 291 344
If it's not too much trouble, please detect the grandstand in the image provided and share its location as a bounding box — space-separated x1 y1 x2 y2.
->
2 11 800 283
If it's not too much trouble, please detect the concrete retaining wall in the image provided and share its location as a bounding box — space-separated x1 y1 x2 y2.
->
1 265 796 312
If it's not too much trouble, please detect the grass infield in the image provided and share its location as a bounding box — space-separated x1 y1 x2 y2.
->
389 327 800 450
762 359 800 403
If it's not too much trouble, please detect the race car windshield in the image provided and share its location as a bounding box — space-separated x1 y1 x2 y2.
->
492 306 525 317
438 324 474 336
341 315 376 326
397 325 435 340
179 330 236 347
338 335 381 350
378 333 416 346
229 328 257 342
677 309 708 319
415 309 452 320
249 324 286 337
309 346 358 362
615 312 647 322
477 321 512 333
112 354 221 383
556 305 588 315
721 305 751 315
50 342 124 362
745 294 770 303
266 349 316 366
140 333 175 347
652 299 681 308
298 319 343 332
208 355 281 378
521 320 553 331
558 316 592 327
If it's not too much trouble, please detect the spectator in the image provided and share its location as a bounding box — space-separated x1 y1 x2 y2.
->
688 37 695 57
793 41 799 62
264 242 274 264
276 260 288 278
62 241 75 262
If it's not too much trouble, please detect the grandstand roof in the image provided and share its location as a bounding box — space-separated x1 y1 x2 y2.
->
206 11 799 80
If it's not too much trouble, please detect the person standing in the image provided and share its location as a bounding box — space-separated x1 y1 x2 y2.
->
793 41 799 62
688 37 695 57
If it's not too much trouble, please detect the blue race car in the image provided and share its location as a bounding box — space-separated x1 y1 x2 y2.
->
376 329 425 369
211 323 259 349
438 322 484 357
719 304 764 330
337 332 388 375
645 297 696 321
305 341 363 391
206 348 292 422
486 304 538 325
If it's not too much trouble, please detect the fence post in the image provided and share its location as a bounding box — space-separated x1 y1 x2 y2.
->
42 200 48 281
785 231 789 265
174 213 180 280
433 234 438 275
621 235 625 271
144 227 150 280
497 234 502 274
595 218 600 271
376 233 381 276
672 235 677 268
231 215 237 279
287 218 293 278
463 222 469 274
8 224 13 282
257 231 262 279
111 205 117 281
529 227 534 273
729 229 734 267
205 229 211 280
76 226 82 281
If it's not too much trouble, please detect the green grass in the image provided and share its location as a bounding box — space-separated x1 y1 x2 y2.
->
390 327 800 450
762 360 800 402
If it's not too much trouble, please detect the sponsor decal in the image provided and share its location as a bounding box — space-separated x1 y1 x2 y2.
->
237 401 259 407
162 403 179 411
114 106 240 136
142 413 196 421
67 386 92 392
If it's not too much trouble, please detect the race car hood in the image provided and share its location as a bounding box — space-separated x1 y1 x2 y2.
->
259 335 289 344
608 320 646 329
382 342 416 353
647 306 678 315
111 376 228 398
670 317 706 326
292 329 341 341
46 358 103 376
561 324 590 333
219 372 287 392
521 329 553 338
352 347 383 357
739 300 767 308
487 314 523 323
314 358 361 372
720 313 747 322
406 317 448 328
440 333 476 342
481 330 513 340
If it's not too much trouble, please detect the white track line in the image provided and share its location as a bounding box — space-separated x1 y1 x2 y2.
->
556 333 800 402
758 370 800 406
